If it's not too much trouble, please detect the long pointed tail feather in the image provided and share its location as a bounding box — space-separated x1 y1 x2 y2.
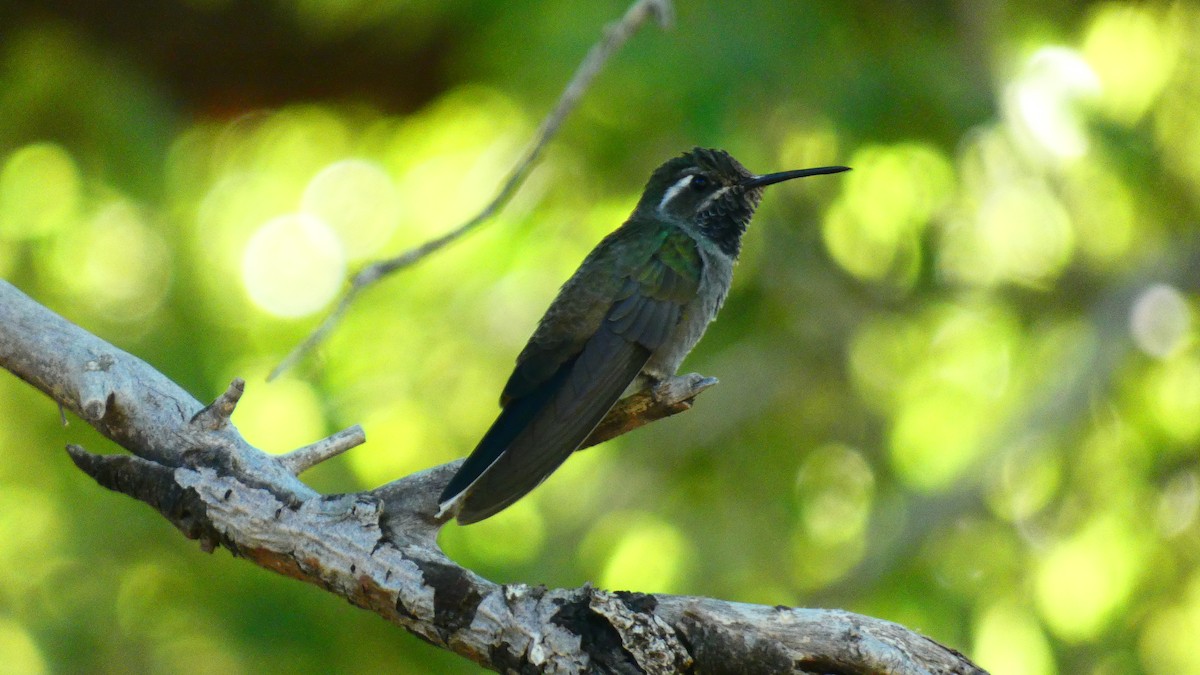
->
437 361 573 511
442 323 650 524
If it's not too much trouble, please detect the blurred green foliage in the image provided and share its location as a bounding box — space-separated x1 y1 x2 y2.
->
1 1 1199 673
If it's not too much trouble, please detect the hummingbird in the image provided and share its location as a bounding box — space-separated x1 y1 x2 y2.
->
438 148 848 524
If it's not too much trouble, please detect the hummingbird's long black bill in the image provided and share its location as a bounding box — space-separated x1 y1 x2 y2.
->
742 165 851 189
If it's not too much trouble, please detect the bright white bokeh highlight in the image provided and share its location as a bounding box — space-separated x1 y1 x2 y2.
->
241 213 345 318
1130 283 1192 359
301 159 401 260
1006 47 1101 160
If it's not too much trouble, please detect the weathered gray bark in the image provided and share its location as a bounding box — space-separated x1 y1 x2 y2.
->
0 278 986 674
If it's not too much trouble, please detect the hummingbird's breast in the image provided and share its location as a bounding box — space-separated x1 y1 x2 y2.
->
642 237 734 380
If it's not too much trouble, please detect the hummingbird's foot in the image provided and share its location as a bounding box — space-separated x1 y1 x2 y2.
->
651 372 718 402
579 372 719 451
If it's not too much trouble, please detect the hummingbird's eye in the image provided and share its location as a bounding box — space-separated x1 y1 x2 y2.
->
690 175 711 191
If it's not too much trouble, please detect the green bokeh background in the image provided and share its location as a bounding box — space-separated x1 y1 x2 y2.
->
2 1 1199 673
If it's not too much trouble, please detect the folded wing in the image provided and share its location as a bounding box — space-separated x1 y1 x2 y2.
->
439 227 702 524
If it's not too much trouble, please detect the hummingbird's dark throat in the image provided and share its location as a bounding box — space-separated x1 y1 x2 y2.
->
697 186 756 258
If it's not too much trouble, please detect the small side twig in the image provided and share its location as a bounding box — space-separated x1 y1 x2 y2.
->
270 0 675 381
279 424 367 475
190 377 245 430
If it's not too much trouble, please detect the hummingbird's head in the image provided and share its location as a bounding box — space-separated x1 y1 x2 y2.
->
637 147 849 256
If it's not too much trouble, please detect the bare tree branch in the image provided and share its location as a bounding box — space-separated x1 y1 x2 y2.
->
270 0 677 381
0 279 986 673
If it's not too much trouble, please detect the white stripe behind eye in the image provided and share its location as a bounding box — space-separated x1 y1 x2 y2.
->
658 174 694 213
697 185 731 213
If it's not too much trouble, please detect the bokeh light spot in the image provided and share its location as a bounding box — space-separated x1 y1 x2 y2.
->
885 304 1019 490
1082 4 1181 124
451 499 546 567
0 142 81 240
795 444 874 546
1062 163 1136 266
116 561 175 635
231 106 351 180
1006 47 1100 160
241 213 345 318
1036 514 1147 642
231 378 327 454
346 401 434 488
922 304 1017 397
792 444 874 591
1129 284 1192 359
791 528 866 591
1157 471 1199 538
49 200 172 322
976 180 1074 285
925 518 1020 599
301 159 401 260
973 601 1055 675
589 513 692 594
848 314 925 412
196 172 294 278
1138 574 1200 674
1143 351 1200 444
891 391 987 491
383 87 528 243
0 618 47 675
778 122 840 175
823 143 953 285
985 435 1062 523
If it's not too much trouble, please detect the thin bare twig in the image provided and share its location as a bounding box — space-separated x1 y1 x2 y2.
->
190 377 245 430
270 0 675 381
279 424 367 475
